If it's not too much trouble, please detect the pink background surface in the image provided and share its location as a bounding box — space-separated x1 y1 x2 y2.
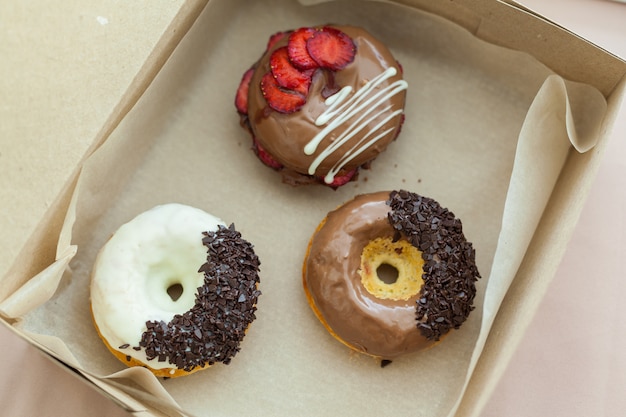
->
1 0 625 415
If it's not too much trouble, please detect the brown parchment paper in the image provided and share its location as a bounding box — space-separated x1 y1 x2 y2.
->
1 0 608 416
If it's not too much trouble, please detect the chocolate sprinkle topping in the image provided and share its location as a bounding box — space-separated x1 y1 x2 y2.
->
386 190 480 341
137 224 261 372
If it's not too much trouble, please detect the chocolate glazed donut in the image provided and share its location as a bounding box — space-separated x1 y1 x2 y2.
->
235 25 407 188
302 190 480 361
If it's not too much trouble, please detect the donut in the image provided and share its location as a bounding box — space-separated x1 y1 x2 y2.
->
90 204 261 378
235 25 407 188
302 190 480 361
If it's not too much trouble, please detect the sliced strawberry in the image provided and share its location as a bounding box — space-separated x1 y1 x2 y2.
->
260 72 306 114
266 30 291 51
325 168 357 188
287 27 319 70
252 137 283 170
394 113 406 140
235 67 254 115
396 60 404 75
306 27 356 70
270 47 315 95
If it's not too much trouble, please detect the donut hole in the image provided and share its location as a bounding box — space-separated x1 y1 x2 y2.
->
359 237 425 301
376 263 399 285
166 283 184 302
145 247 205 313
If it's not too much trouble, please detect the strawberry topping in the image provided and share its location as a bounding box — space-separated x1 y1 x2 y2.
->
260 26 357 113
394 113 406 140
253 137 283 170
235 67 254 115
287 27 319 70
266 30 292 51
306 27 356 71
396 60 404 75
239 27 368 187
270 47 315 95
260 72 306 114
326 168 357 188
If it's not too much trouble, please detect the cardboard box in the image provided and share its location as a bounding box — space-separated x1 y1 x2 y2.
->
1 0 624 416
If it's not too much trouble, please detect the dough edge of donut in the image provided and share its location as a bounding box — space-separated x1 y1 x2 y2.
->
91 305 208 378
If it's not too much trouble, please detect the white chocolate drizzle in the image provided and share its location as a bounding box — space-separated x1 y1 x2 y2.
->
304 67 408 183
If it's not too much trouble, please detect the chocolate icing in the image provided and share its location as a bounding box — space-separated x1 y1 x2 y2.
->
247 25 406 181
304 192 435 359
304 191 480 359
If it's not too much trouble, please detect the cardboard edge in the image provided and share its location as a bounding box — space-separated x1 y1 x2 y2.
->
2 314 186 416
0 1 211 412
391 0 626 96
470 0 626 97
83 0 211 159
0 0 210 305
454 72 626 417
0 172 80 304
0 319 145 415
502 0 626 63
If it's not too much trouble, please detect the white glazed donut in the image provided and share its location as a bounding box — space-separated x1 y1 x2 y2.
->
90 203 261 378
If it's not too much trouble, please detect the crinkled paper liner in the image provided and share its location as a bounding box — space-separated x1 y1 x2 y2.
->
0 0 607 416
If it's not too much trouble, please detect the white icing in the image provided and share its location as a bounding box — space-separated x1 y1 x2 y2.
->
304 67 408 183
91 203 224 370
